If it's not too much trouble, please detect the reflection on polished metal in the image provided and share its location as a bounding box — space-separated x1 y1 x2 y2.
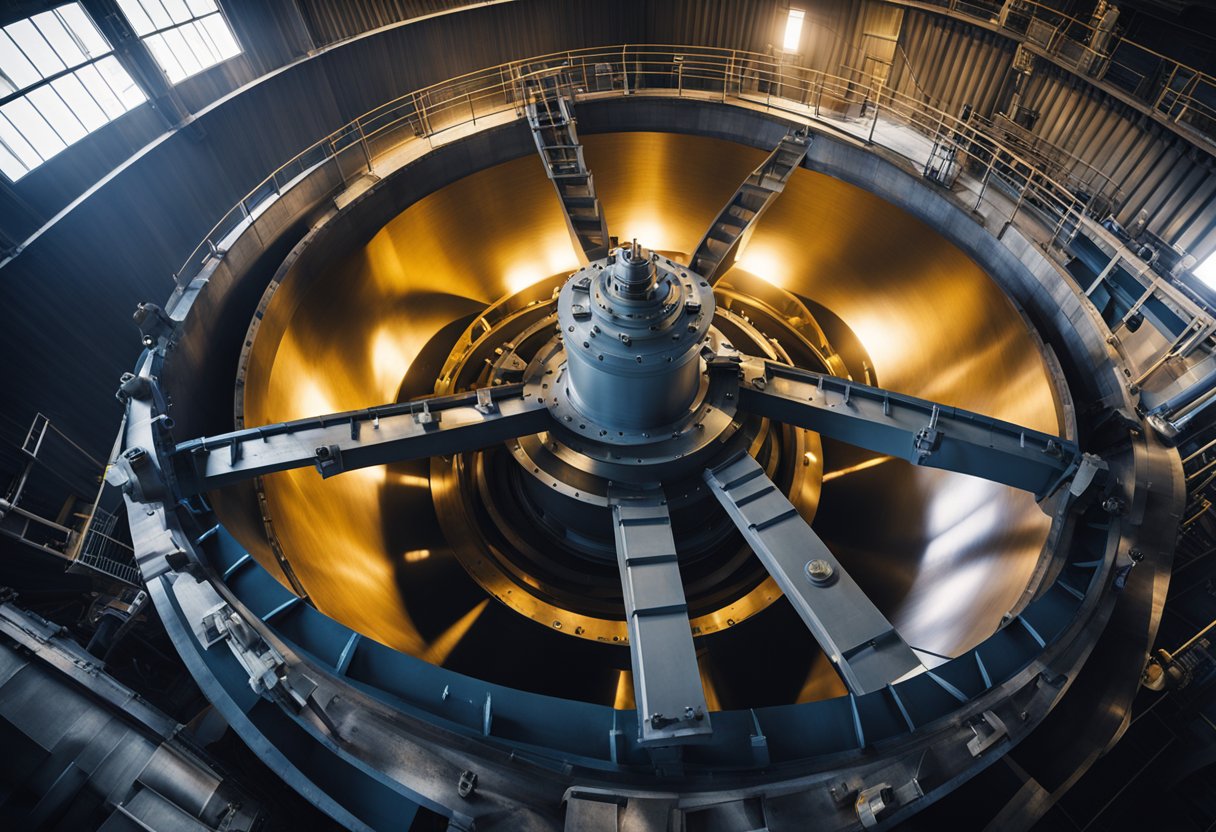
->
225 131 1065 716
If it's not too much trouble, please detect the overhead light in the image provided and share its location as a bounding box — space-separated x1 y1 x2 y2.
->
783 8 805 52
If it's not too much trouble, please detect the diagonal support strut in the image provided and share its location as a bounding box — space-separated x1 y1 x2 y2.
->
735 357 1085 502
523 69 610 262
609 486 712 746
171 383 551 495
690 129 811 284
704 451 923 695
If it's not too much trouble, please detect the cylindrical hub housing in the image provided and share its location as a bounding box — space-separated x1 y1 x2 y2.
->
556 245 715 430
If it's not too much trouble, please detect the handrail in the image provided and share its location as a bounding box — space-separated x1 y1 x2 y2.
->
893 0 1216 141
171 43 1154 288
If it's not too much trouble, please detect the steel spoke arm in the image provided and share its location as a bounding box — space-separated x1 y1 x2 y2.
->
735 357 1084 500
523 70 610 262
703 452 923 695
609 487 712 746
691 129 810 285
172 384 551 496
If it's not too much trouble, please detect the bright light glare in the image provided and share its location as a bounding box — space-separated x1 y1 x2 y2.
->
1195 252 1216 289
783 9 805 52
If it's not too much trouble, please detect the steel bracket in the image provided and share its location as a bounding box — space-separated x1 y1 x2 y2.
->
966 709 1009 757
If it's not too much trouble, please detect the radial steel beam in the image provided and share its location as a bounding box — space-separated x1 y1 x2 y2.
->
690 129 811 284
173 384 551 495
703 452 923 695
523 70 610 262
609 487 712 746
735 358 1080 499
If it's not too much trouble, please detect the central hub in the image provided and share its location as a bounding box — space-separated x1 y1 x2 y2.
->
557 241 715 430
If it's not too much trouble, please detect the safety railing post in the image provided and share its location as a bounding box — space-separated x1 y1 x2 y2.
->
867 82 882 145
974 152 995 213
356 120 373 174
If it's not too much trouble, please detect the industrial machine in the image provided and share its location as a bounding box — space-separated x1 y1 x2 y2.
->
5 7 1212 825
90 70 1185 827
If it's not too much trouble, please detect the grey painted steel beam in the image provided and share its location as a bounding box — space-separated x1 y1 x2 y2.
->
609 487 712 746
524 72 610 262
173 384 551 495
691 130 811 284
703 452 923 695
735 358 1079 499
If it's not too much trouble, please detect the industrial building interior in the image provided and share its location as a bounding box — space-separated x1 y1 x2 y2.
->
2 0 1216 829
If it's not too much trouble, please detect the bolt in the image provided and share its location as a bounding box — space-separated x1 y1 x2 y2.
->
806 559 834 584
457 770 478 799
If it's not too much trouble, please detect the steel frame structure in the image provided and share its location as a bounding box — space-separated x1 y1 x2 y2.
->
102 69 1187 832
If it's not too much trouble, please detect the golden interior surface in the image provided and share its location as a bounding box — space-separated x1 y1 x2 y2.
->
224 132 1062 707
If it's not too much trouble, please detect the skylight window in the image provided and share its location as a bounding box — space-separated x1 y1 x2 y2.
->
115 0 241 84
1195 252 1216 290
0 3 146 181
783 8 806 52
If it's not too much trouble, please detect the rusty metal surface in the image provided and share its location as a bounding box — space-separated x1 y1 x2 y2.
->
222 132 1062 707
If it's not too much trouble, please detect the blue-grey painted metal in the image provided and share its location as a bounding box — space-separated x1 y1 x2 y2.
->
556 244 715 430
703 451 924 696
609 486 712 746
735 358 1080 499
171 383 550 495
94 92 1186 829
690 129 811 285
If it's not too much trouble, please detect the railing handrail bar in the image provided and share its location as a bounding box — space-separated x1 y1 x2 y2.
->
173 42 1190 282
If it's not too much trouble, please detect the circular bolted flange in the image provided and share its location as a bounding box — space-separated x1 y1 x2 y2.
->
557 244 715 430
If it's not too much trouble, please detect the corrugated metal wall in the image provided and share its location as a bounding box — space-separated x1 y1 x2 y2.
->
885 8 1216 261
887 11 1014 119
1018 60 1216 255
294 0 477 45
3 0 1216 463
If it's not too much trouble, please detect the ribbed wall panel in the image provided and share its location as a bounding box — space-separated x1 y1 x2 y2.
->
888 12 1014 117
880 8 1216 260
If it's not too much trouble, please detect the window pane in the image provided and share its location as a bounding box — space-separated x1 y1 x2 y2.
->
162 26 203 78
58 4 112 59
114 0 155 36
0 140 28 180
27 85 86 143
200 13 239 60
1 97 65 159
186 20 220 64
139 0 174 32
0 110 44 167
52 73 106 131
6 19 64 78
1196 253 1216 289
0 31 41 91
32 11 86 69
96 55 144 109
161 0 193 25
185 0 218 16
75 62 124 118
144 33 185 82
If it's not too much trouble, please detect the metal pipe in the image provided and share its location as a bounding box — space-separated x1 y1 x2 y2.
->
1150 365 1216 418
1182 436 1216 466
1161 616 1216 662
